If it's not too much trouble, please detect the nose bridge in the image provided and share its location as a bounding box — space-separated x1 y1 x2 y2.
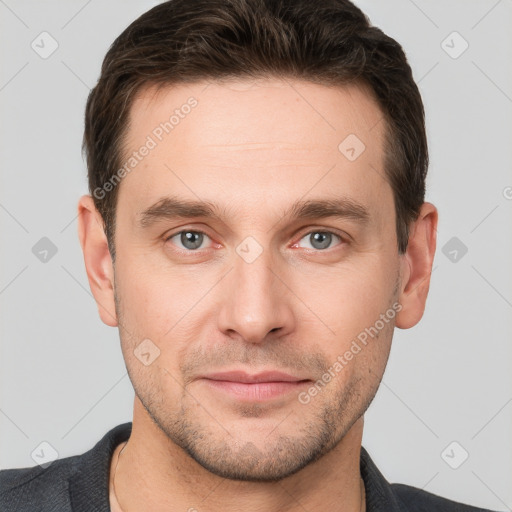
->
217 237 294 343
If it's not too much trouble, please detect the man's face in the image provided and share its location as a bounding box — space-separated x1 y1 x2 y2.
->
113 79 402 481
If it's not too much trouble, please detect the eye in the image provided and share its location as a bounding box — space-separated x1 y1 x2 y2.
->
166 230 212 251
296 230 344 250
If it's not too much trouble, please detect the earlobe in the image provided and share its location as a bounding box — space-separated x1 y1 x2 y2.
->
395 202 438 329
77 195 118 327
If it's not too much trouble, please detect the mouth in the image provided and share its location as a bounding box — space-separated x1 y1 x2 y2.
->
198 370 311 401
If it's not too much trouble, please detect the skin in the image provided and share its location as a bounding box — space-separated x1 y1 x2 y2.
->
78 78 437 512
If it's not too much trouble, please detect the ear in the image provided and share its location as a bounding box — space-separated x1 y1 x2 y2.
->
395 202 438 329
77 195 118 327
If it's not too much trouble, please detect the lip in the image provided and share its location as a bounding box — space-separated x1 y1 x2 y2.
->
198 370 311 401
202 370 308 383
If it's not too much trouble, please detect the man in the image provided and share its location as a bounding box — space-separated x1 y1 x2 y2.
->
0 0 502 511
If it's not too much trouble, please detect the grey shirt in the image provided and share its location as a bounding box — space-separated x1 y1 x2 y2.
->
0 422 501 511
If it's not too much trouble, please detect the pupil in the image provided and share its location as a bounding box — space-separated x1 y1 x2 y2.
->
182 231 203 250
311 232 331 249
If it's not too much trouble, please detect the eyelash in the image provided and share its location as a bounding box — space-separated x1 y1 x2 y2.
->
164 228 347 253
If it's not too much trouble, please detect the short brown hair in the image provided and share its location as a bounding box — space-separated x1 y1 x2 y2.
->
83 0 428 261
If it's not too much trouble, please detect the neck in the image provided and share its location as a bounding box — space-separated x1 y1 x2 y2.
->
110 399 365 512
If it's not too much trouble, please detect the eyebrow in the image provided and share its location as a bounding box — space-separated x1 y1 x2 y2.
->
138 195 370 229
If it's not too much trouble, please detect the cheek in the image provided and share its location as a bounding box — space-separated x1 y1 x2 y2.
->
115 257 191 337
114 260 214 380
290 259 397 392
114 270 191 405
293 256 397 344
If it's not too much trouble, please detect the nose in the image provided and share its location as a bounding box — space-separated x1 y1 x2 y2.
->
216 244 296 344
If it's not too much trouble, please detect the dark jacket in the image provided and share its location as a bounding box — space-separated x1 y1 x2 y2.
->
0 422 501 511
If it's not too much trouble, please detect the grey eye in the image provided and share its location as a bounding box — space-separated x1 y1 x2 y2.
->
181 231 204 250
310 232 331 250
168 231 208 250
298 231 341 250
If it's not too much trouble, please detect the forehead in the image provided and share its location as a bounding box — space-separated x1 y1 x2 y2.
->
126 78 384 151
118 78 389 221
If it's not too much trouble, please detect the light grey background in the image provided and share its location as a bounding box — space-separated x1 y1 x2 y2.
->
1 0 511 510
